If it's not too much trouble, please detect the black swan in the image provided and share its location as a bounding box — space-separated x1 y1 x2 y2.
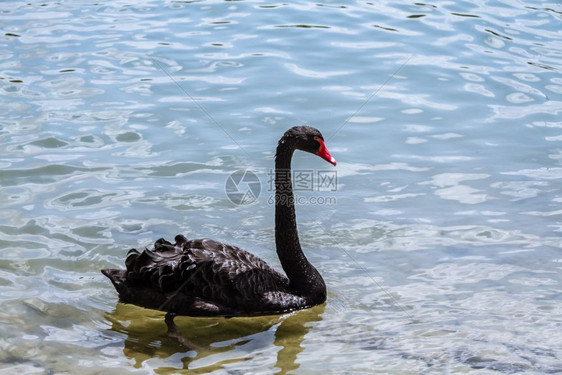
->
102 126 336 321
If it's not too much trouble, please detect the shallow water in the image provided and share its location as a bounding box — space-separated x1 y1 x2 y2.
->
1 0 562 374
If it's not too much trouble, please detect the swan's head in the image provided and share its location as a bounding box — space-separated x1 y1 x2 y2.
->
283 126 337 166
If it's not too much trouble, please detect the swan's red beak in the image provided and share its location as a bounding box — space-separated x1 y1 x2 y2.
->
316 138 337 166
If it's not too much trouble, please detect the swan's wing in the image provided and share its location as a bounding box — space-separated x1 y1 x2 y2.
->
118 235 291 315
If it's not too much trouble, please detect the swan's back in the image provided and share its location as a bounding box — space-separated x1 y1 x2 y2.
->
102 235 311 317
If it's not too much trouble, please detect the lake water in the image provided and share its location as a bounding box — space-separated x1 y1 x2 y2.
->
1 0 561 374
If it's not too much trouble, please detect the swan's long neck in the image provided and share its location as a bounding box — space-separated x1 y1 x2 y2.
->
274 139 326 299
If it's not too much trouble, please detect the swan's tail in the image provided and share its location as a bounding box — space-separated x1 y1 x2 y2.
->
101 268 126 292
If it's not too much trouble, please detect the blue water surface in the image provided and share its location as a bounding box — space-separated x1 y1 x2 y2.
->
1 0 561 373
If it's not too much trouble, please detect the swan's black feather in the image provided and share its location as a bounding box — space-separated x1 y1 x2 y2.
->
102 235 311 317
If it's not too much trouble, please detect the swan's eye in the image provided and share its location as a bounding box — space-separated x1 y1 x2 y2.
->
313 136 322 150
313 136 324 150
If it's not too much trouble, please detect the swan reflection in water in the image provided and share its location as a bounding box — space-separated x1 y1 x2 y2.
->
105 302 325 373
